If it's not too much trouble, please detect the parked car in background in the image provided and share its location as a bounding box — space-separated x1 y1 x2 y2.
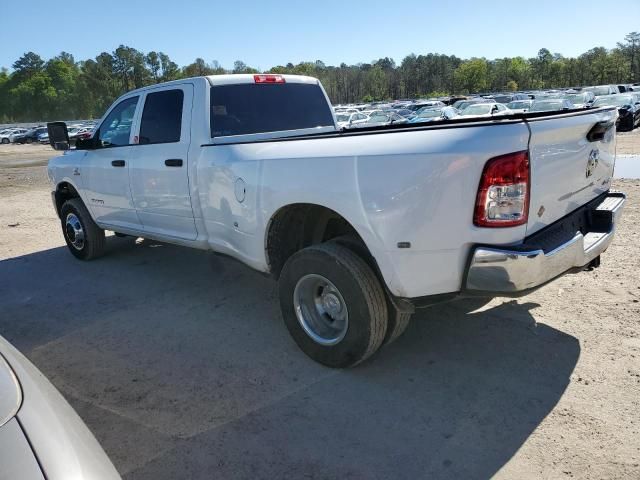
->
0 129 17 144
406 100 445 111
563 91 595 108
452 97 493 111
4 128 29 143
408 106 458 123
394 108 416 119
360 111 408 127
505 99 533 113
38 131 49 144
13 127 48 144
0 335 120 479
336 112 369 128
529 98 574 112
584 85 618 97
486 93 530 104
458 102 512 118
592 94 640 131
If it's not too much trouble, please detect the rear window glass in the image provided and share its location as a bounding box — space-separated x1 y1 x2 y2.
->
139 89 184 144
210 83 334 137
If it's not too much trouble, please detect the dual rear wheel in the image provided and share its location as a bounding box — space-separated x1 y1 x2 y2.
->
279 242 411 368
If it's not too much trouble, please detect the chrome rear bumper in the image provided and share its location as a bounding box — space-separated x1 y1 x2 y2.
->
464 192 625 295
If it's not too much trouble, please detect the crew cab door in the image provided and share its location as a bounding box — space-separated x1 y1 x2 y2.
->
82 95 141 230
129 84 197 240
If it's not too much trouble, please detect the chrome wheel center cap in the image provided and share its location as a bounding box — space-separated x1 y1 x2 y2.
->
322 293 342 318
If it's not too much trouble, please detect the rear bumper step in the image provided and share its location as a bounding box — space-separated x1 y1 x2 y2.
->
464 191 625 295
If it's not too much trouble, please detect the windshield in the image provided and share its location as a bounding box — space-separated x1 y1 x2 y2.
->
507 101 530 109
593 95 633 108
530 101 563 112
565 94 586 105
460 104 492 115
336 114 350 122
416 109 442 118
585 86 611 96
368 114 389 122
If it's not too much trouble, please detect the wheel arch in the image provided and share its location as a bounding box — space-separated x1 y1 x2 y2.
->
54 181 82 218
263 202 401 298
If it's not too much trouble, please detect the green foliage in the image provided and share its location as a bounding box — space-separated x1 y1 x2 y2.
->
454 58 489 93
1 33 639 122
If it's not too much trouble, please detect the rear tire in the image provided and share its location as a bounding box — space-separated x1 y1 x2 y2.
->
327 234 412 345
279 243 388 368
1 138 9 144
60 198 105 260
384 302 412 345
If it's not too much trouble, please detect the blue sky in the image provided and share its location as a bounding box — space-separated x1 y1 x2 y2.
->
1 0 638 71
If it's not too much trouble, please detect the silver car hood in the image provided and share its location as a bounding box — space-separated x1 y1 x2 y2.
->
0 352 22 427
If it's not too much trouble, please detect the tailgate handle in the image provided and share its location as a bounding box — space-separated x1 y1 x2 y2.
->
165 159 183 167
587 120 615 142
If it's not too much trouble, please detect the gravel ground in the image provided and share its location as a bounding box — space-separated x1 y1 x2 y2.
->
0 134 639 479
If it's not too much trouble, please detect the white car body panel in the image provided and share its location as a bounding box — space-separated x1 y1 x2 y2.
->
0 336 120 479
0 353 21 427
48 75 619 300
0 419 45 480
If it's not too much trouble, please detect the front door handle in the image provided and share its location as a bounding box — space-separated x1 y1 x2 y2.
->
111 160 125 167
165 159 183 167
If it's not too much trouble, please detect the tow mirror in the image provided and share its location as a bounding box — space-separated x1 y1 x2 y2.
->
47 122 69 151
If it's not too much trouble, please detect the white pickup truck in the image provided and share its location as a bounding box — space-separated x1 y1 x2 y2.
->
47 74 626 367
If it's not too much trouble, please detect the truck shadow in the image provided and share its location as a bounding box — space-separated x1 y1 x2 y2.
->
0 238 579 479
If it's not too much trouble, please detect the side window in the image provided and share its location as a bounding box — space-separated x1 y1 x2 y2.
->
139 89 184 144
98 96 139 147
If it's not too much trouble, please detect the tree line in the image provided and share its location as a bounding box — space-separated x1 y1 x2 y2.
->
0 32 638 122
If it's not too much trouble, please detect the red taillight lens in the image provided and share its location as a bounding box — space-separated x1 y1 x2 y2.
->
473 151 530 227
254 74 286 84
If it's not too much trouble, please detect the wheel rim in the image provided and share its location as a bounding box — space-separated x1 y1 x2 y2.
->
65 213 85 250
293 274 349 346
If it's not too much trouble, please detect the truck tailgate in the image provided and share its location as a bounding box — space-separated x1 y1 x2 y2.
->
525 108 617 235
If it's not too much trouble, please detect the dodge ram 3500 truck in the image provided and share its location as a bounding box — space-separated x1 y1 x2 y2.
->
47 74 626 368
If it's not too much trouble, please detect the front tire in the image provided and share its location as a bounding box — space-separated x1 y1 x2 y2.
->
60 198 105 260
279 243 388 368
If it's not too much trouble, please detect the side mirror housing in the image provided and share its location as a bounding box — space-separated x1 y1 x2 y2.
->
47 122 69 151
76 130 100 150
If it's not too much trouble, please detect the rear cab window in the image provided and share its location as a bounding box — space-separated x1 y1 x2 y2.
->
210 80 335 139
139 89 184 144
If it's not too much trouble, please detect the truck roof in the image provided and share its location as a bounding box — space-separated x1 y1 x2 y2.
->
122 74 321 96
206 74 320 86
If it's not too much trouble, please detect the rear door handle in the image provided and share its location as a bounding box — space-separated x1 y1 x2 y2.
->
111 160 125 167
165 159 183 167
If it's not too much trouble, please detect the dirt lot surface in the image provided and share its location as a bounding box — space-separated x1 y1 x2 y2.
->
0 133 639 479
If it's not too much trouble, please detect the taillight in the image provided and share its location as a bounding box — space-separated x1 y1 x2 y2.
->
473 151 530 227
254 74 285 84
